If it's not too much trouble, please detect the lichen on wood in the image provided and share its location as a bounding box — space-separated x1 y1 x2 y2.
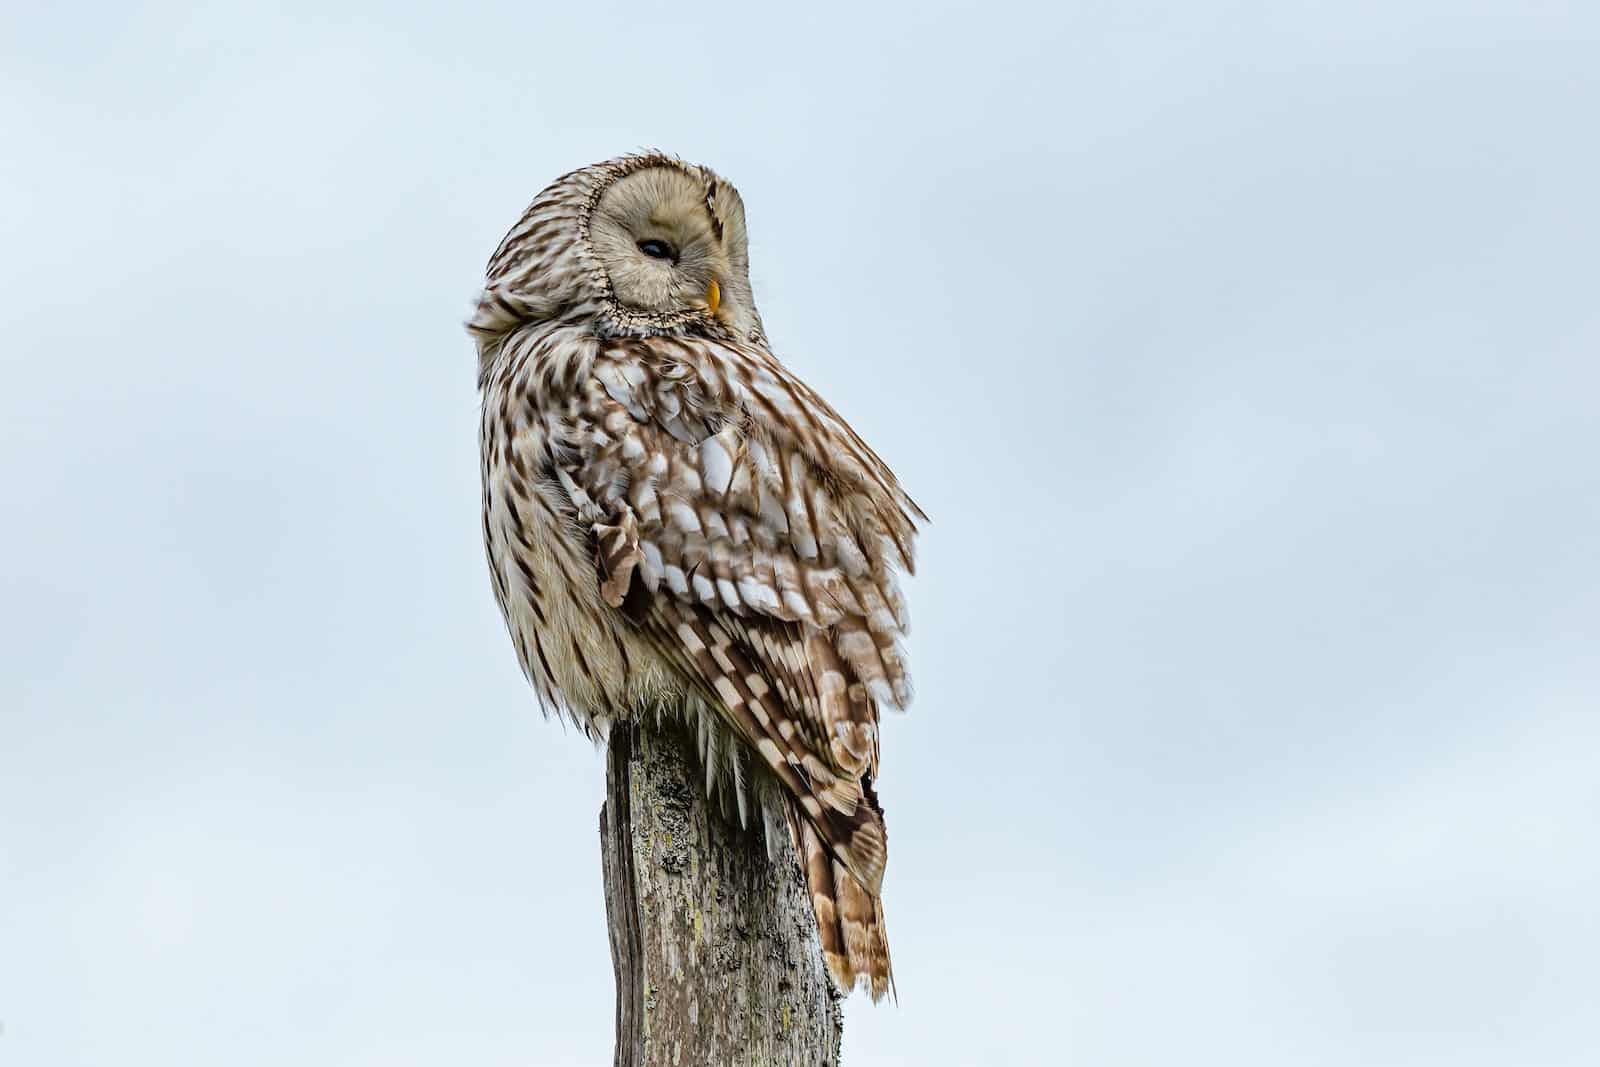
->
600 720 842 1066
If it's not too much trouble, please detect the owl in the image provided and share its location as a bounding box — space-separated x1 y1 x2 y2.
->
469 153 923 1000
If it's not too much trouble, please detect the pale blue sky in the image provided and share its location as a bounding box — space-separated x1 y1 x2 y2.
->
3 3 1598 1064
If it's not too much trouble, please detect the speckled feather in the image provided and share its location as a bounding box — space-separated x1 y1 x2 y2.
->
472 153 921 1000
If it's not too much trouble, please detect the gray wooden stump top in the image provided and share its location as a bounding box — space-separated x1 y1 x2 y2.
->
600 720 843 1066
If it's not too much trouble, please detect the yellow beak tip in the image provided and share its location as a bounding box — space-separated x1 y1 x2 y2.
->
706 279 721 315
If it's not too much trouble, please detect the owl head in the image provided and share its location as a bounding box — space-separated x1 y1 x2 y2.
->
470 154 766 376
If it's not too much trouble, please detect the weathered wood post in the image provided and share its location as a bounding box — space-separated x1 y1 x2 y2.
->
599 720 843 1066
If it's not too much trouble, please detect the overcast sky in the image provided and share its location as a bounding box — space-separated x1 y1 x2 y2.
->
3 2 1598 1064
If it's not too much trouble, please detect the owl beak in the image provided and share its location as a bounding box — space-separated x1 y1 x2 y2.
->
704 278 721 316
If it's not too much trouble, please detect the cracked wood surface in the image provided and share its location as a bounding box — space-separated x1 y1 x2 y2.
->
601 720 842 1066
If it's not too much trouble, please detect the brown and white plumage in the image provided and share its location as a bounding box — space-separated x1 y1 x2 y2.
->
470 153 923 999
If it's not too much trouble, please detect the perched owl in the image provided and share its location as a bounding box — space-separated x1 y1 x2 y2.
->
469 153 923 1000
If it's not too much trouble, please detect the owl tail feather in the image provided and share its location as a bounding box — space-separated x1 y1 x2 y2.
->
796 813 895 1002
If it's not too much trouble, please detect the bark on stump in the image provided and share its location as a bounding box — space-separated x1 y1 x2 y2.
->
600 720 842 1066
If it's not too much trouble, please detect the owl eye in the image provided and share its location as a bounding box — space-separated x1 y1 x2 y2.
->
636 239 677 262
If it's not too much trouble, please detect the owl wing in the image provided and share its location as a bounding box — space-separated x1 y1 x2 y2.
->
555 333 923 892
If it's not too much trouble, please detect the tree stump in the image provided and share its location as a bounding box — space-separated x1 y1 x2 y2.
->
599 719 842 1066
